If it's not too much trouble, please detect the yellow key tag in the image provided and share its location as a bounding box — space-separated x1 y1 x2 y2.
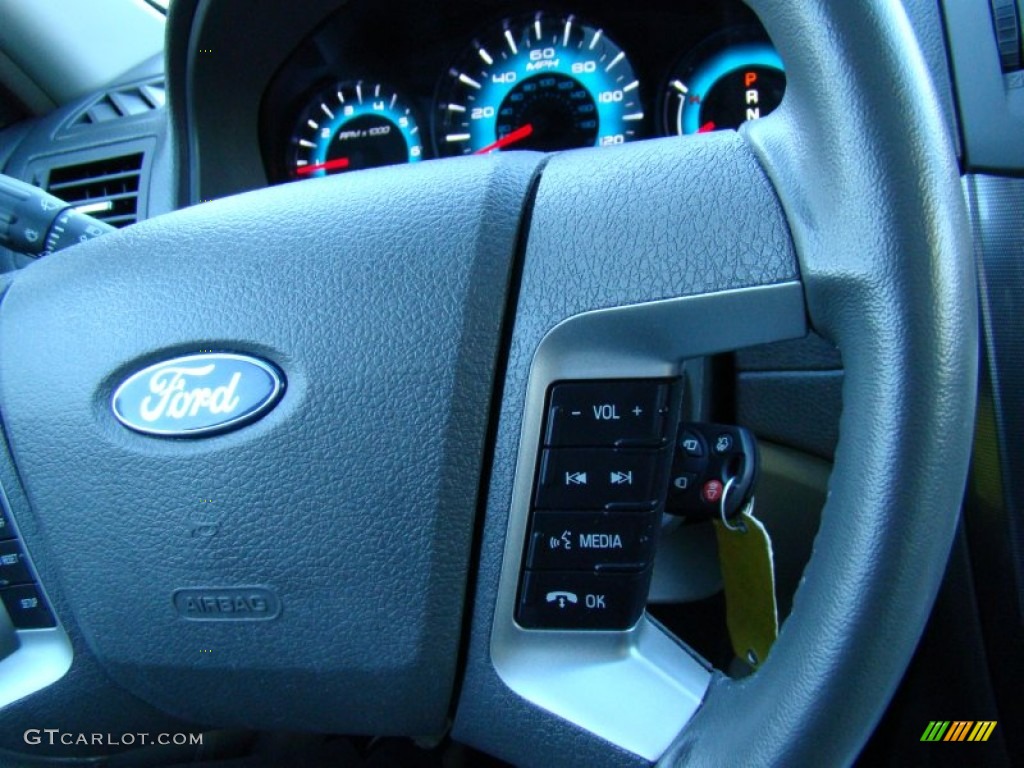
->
713 500 779 669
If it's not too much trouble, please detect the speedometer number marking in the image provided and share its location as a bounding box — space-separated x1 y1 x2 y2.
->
437 12 643 156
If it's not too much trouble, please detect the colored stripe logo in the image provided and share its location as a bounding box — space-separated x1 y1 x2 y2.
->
920 721 997 742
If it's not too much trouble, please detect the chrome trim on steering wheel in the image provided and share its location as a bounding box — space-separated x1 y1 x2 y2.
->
491 281 807 760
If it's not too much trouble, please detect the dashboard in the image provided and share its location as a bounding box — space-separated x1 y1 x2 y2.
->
258 0 782 183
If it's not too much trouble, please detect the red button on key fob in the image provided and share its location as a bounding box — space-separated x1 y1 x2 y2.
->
701 479 724 503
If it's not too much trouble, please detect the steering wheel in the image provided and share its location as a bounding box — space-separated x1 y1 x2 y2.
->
0 0 974 765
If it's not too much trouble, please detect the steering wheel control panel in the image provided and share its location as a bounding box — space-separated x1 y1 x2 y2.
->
510 378 778 683
0 504 56 630
515 378 680 630
0 494 72 709
514 379 764 631
491 284 807 758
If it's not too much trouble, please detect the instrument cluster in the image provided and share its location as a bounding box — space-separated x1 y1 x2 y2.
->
260 0 784 183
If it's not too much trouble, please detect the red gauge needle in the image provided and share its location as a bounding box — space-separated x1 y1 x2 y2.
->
296 157 350 175
697 121 717 134
474 123 534 155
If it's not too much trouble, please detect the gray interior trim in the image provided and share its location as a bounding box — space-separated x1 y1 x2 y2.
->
0 490 71 711
492 281 807 761
966 174 1024 618
736 370 843 459
0 627 73 711
182 0 342 202
0 0 164 107
942 0 1024 170
0 51 55 116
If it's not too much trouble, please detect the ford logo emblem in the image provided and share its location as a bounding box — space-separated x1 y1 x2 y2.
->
111 353 284 437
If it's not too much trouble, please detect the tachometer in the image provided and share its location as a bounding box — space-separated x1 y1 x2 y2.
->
289 81 422 179
436 13 643 156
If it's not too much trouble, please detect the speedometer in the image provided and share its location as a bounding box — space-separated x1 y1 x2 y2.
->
436 13 643 156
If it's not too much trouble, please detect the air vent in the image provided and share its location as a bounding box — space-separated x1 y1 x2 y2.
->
45 153 145 228
66 79 166 130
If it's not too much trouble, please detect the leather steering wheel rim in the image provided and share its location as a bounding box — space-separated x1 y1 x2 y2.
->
660 0 976 763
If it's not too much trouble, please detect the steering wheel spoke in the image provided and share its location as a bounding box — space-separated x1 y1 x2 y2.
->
455 2 974 765
454 130 808 761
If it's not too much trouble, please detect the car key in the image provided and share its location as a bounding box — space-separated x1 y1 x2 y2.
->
714 495 779 670
665 423 759 522
666 422 778 668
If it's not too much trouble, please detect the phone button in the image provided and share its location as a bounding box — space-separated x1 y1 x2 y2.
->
516 569 651 630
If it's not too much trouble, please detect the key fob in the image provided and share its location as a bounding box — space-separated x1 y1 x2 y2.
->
665 423 758 521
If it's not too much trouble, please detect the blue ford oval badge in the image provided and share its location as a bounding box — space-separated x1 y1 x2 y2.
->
111 353 284 437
